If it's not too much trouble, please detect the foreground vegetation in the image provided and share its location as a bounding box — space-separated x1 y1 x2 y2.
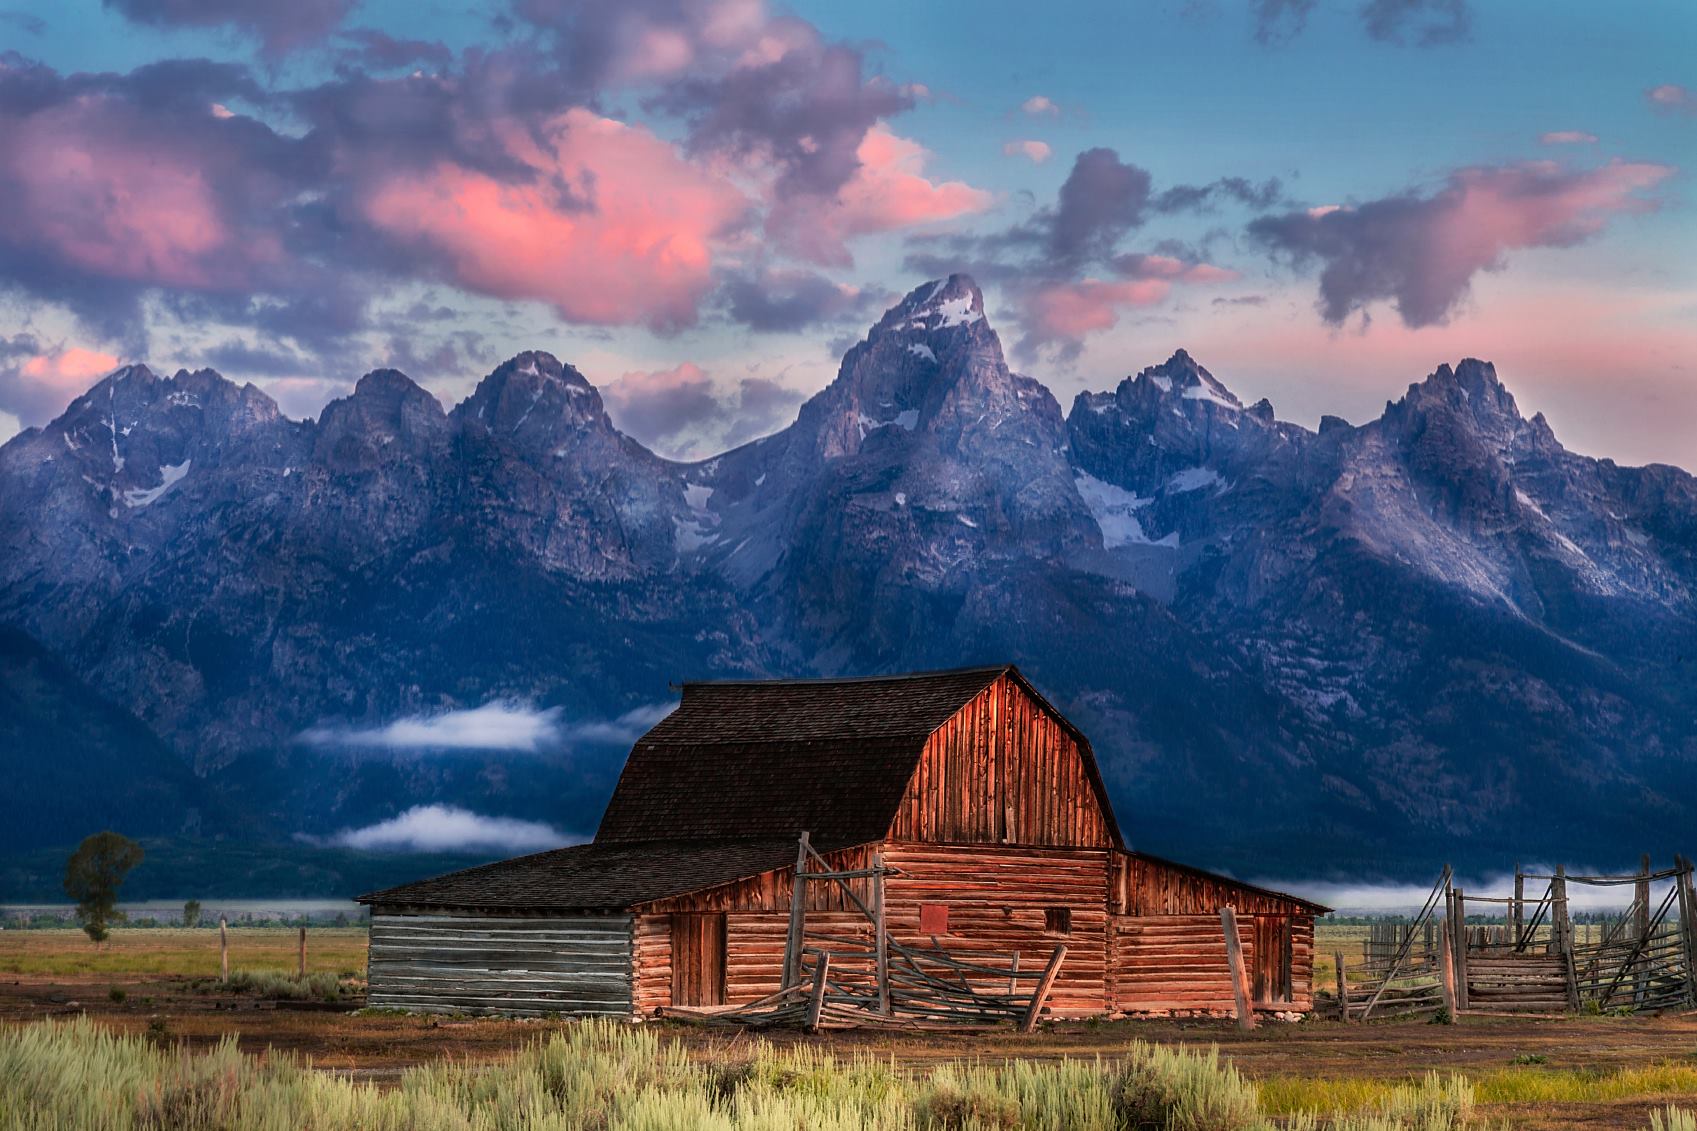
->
7 1016 1694 1131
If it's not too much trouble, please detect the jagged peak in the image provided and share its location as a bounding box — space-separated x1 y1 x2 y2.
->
1103 349 1243 412
1396 357 1524 426
871 274 987 336
456 349 608 437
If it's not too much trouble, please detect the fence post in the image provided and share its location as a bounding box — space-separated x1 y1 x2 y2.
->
1513 865 1525 951
1438 913 1458 1018
1451 889 1469 1012
1220 906 1256 1031
1635 854 1651 1008
219 916 229 982
804 951 831 1033
297 926 307 979
782 832 811 991
1334 950 1349 1021
1676 855 1697 1007
1554 865 1579 1011
872 850 890 1015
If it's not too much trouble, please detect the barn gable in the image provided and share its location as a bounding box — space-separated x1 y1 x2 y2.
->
887 670 1121 848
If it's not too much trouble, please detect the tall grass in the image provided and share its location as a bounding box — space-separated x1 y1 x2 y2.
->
6 1016 1628 1131
191 969 353 1001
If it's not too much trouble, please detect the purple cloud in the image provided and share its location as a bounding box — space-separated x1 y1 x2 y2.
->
722 268 875 332
1647 84 1695 116
1249 160 1672 327
103 0 354 56
1360 0 1471 46
1251 0 1316 45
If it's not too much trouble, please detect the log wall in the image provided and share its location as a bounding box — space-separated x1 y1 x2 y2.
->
881 843 1111 1017
367 913 631 1016
1108 914 1314 1014
889 674 1114 848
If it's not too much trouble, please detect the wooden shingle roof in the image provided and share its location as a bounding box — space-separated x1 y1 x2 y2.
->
593 666 1010 845
360 837 826 912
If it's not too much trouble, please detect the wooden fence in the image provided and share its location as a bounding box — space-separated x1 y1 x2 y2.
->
1338 854 1697 1022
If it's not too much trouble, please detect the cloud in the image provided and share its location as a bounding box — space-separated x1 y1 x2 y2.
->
1002 139 1052 164
1539 130 1598 145
324 805 579 853
1249 159 1673 327
1019 257 1238 358
356 108 751 331
300 702 566 752
602 362 804 457
103 0 355 57
0 337 122 426
1020 95 1059 116
766 125 992 267
1250 0 1316 45
722 267 873 332
0 11 45 35
1647 84 1695 115
1359 0 1472 46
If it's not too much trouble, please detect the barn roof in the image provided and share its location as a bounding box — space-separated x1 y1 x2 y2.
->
593 665 1029 845
359 837 838 912
362 664 1127 911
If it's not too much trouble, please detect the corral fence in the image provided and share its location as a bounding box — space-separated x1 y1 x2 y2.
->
1336 854 1697 1021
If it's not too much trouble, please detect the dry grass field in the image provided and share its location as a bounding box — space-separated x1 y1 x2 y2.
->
3 923 1696 1128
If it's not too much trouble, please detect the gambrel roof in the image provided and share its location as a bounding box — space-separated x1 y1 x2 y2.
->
363 665 1124 910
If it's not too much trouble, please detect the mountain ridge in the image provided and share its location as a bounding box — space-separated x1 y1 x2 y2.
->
4 274 1694 880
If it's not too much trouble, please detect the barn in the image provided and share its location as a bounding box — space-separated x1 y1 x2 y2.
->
359 666 1326 1021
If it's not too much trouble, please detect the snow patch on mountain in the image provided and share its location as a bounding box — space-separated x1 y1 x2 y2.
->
123 459 191 508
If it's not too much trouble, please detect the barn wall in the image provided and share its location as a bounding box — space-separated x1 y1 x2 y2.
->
367 913 632 1016
881 843 1111 1017
888 674 1114 848
1114 852 1315 917
1110 915 1244 1014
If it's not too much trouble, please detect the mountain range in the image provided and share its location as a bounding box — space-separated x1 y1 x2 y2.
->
4 275 1695 890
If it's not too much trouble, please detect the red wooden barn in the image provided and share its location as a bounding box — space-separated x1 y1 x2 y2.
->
360 665 1327 1020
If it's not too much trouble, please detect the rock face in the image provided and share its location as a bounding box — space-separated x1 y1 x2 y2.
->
3 276 1695 877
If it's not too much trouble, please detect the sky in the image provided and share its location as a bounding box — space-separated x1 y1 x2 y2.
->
0 0 1692 464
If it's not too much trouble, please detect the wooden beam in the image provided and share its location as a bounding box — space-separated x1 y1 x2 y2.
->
1676 855 1697 1008
219 917 229 983
804 950 831 1033
1220 906 1256 1031
1334 950 1349 1021
1438 913 1457 1019
873 849 890 1016
1512 864 1524 951
1020 945 1066 1033
1553 866 1578 1011
782 832 810 991
1451 889 1469 1012
297 926 306 979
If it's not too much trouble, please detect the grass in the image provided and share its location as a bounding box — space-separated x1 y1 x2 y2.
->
0 928 367 978
1262 1062 1697 1121
189 970 356 1002
0 1016 1520 1131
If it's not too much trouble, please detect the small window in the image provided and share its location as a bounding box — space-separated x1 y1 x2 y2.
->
919 903 949 935
1044 907 1073 935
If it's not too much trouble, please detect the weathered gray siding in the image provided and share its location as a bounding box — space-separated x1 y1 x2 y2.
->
367 913 633 1016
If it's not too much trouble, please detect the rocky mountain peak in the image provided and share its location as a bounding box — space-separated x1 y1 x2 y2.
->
454 351 610 445
315 368 447 469
1386 357 1554 461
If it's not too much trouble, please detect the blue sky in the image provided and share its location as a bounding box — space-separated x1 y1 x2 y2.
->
0 0 1691 463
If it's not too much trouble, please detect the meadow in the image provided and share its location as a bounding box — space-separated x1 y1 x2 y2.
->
4 923 1697 1128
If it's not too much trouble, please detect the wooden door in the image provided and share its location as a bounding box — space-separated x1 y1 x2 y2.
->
670 913 726 1006
1252 915 1293 1004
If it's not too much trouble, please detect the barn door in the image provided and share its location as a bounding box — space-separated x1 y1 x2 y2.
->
670 913 726 1006
1253 915 1293 1004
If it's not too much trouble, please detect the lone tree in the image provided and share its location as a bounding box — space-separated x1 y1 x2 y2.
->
63 832 144 944
182 899 202 929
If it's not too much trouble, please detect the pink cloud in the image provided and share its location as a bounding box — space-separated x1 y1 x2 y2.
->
359 109 750 330
768 125 993 266
1251 159 1674 327
1026 278 1173 341
1003 139 1053 164
1021 95 1060 116
0 98 289 295
1647 83 1695 114
1539 130 1598 145
0 344 122 425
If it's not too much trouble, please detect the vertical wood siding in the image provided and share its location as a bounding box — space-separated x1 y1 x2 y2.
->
367 914 632 1016
888 675 1113 848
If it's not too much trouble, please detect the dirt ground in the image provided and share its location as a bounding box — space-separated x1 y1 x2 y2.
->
3 928 1695 1128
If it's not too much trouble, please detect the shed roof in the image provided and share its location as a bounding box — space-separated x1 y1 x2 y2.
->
360 837 836 912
